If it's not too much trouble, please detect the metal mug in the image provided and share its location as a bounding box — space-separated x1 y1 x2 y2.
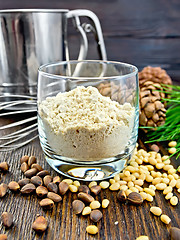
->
0 9 107 97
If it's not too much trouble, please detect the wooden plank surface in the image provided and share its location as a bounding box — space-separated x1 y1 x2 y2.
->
0 117 179 240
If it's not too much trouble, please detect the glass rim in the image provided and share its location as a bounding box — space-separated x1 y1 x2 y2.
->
38 60 138 80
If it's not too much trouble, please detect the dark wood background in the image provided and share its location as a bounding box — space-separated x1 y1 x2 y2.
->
0 0 180 84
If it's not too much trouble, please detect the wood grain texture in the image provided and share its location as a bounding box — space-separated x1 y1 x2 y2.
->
0 0 180 84
0 117 179 240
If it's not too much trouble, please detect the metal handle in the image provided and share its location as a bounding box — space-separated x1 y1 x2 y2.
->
67 9 107 61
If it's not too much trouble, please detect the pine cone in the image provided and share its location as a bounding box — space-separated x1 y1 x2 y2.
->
139 66 172 127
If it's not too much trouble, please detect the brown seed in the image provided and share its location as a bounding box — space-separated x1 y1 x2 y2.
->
21 162 29 173
90 210 103 222
37 170 50 178
78 185 90 194
39 198 54 209
32 216 48 232
47 182 58 193
24 168 38 178
1 212 13 228
59 182 69 195
117 190 127 202
43 175 53 186
31 163 43 171
127 192 143 205
90 185 101 195
36 186 48 198
20 183 36 194
72 200 85 214
0 234 7 240
18 178 30 187
31 176 43 186
53 176 61 184
8 181 20 191
170 227 180 240
47 192 62 202
20 155 29 164
0 162 9 172
0 183 8 197
78 192 95 204
150 144 159 152
28 156 36 166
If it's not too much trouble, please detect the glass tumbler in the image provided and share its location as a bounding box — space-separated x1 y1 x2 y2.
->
38 60 139 180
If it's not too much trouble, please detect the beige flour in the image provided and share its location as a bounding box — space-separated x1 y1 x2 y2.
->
39 86 135 160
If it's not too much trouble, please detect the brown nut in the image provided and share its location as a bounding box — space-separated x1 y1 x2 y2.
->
78 185 90 194
59 182 69 195
24 168 38 178
0 234 7 240
37 170 50 178
18 178 30 187
36 186 48 198
53 176 61 184
1 212 13 228
20 183 36 194
170 227 180 240
28 156 36 166
90 185 101 196
20 155 29 164
43 175 52 186
47 192 62 203
31 163 43 171
0 183 8 197
90 210 103 223
32 216 48 232
47 182 58 193
117 190 127 202
31 176 43 186
150 144 159 152
21 162 29 173
78 192 94 204
127 192 143 205
39 198 54 209
0 162 9 172
8 181 20 191
72 200 85 214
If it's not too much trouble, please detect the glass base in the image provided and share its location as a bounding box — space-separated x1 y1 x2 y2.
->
44 151 134 181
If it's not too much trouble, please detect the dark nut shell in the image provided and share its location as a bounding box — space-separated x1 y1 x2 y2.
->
53 176 61 184
127 192 143 205
20 183 36 194
0 162 9 172
0 183 8 197
47 182 58 193
47 192 62 202
90 210 103 223
31 163 43 171
78 185 90 194
36 186 48 198
20 155 29 164
28 156 36 166
59 182 69 195
43 175 52 186
39 198 54 209
90 185 101 195
18 178 30 187
117 190 127 202
31 176 43 186
1 212 13 228
8 181 20 191
72 200 85 214
0 234 7 240
32 216 48 232
170 227 180 240
78 192 94 204
24 168 38 178
21 162 29 173
37 170 50 178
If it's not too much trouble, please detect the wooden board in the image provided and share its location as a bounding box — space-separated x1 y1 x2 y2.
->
0 117 179 240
